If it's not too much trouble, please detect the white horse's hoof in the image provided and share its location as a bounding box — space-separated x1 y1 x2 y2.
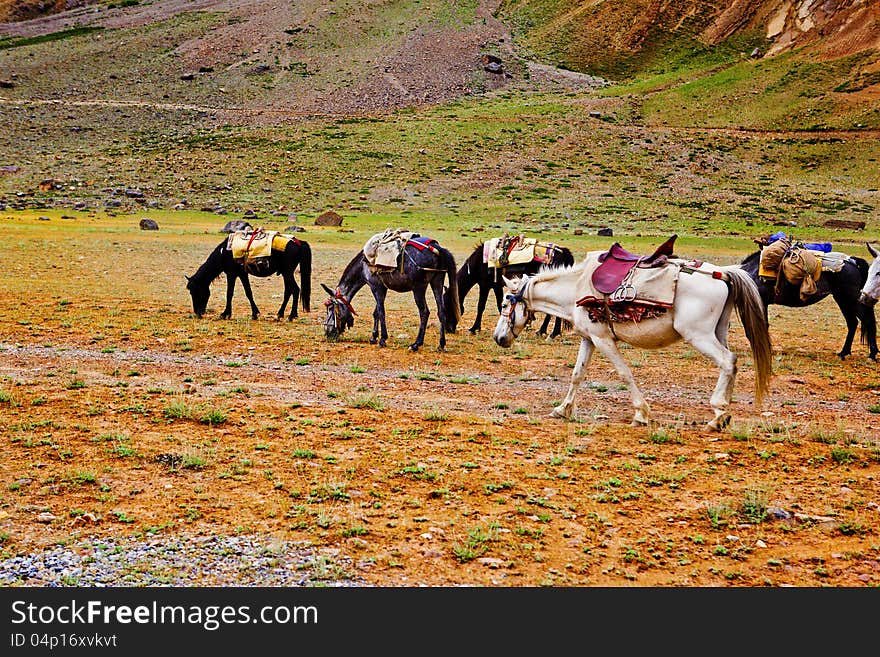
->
708 414 731 431
549 408 569 420
631 419 649 427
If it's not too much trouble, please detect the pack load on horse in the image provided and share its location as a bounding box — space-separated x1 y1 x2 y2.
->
322 228 461 352
186 227 312 321
443 234 575 337
741 232 877 360
493 235 773 431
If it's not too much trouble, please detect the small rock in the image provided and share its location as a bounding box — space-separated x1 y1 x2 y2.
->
139 218 159 230
477 557 505 568
36 512 57 523
766 507 792 521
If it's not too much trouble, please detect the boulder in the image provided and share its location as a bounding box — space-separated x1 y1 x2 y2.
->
824 219 865 231
315 210 343 226
139 218 159 231
221 219 252 233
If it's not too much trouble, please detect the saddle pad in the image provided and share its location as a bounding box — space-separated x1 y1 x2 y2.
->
363 229 415 268
484 236 538 268
408 236 439 252
228 230 276 261
532 243 558 265
578 252 679 308
813 250 849 273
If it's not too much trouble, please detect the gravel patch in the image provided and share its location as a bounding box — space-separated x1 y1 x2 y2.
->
0 534 368 587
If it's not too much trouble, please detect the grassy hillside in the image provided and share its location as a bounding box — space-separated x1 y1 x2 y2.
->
0 0 876 248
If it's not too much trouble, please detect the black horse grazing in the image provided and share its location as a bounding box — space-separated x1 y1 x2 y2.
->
322 237 461 351
740 248 877 360
443 239 575 337
186 234 311 320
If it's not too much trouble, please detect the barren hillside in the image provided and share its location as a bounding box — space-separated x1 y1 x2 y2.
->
498 0 880 75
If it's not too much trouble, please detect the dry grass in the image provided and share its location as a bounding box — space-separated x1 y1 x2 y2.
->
1 210 878 587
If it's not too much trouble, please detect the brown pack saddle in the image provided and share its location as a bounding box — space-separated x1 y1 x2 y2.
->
592 235 678 294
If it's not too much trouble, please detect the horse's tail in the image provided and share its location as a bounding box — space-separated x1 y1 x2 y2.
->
442 246 462 326
859 302 877 351
853 257 877 351
299 241 312 313
722 266 773 406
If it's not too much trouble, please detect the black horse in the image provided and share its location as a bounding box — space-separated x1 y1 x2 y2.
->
322 236 461 351
186 233 311 320
740 248 877 360
443 239 575 337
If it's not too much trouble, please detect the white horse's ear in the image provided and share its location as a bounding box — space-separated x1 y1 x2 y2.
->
502 275 516 289
867 243 879 259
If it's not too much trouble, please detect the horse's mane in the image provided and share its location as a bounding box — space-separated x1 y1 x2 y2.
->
188 241 225 287
466 242 485 265
339 249 367 283
534 259 586 283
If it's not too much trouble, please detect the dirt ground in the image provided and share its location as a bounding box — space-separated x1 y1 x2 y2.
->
1 218 879 588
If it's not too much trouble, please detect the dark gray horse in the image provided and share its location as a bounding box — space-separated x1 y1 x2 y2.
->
322 236 461 351
740 248 877 360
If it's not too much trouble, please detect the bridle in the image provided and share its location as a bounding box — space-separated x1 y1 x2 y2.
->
324 287 357 333
501 280 532 338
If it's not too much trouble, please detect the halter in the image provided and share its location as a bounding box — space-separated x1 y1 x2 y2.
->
324 287 357 333
501 280 531 337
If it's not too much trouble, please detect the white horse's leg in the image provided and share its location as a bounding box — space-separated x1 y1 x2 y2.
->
590 333 651 427
676 285 738 431
551 337 594 419
683 334 738 431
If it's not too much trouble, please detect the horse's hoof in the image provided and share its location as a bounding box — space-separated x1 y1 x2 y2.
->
370 338 378 345
410 345 419 352
549 407 569 420
379 340 387 347
220 314 230 320
708 414 731 431
631 420 649 427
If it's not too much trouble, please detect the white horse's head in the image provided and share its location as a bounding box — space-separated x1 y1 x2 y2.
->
493 275 532 348
859 243 880 307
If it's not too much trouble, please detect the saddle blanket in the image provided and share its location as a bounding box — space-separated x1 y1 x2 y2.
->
483 236 557 269
227 229 299 263
363 229 417 269
576 252 680 309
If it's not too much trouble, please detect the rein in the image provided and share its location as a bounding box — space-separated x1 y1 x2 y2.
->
502 280 531 336
324 287 357 332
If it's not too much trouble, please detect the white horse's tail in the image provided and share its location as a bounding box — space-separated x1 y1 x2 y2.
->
721 265 773 406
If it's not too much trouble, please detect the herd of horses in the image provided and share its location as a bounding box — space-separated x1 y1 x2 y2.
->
186 229 880 429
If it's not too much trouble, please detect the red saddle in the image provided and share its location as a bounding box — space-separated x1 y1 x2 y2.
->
592 235 677 295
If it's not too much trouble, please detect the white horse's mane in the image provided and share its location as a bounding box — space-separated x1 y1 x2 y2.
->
534 257 589 283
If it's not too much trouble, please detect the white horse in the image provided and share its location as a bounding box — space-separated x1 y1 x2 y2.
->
493 253 773 430
858 243 880 308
